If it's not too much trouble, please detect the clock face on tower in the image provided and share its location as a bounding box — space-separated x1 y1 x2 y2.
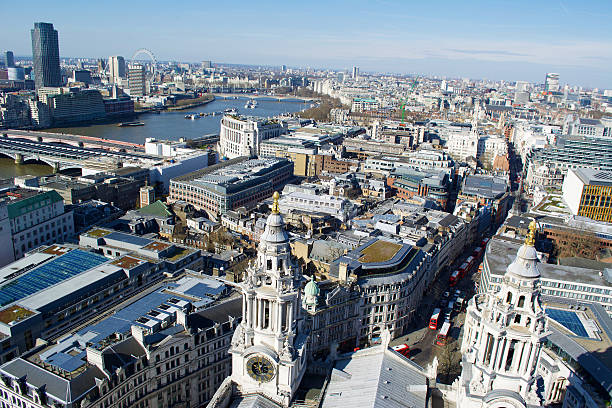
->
246 355 276 382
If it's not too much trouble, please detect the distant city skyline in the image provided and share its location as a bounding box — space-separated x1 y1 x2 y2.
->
2 0 611 88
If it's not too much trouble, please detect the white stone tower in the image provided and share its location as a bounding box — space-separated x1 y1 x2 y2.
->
229 192 308 406
456 220 548 408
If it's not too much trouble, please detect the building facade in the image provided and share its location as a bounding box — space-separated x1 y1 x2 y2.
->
562 168 612 223
128 64 146 97
31 22 62 89
218 114 286 159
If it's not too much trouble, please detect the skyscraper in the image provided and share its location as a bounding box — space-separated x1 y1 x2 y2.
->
544 72 559 92
352 66 359 80
5 51 15 68
108 55 126 84
128 64 146 97
31 22 62 89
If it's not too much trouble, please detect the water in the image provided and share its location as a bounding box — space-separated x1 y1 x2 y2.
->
0 96 310 179
46 96 310 144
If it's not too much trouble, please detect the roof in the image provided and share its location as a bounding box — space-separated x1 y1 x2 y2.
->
321 345 428 408
571 168 612 187
6 190 63 219
136 200 173 218
0 249 108 307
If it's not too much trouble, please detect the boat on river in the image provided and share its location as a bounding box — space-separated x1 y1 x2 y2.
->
117 121 145 127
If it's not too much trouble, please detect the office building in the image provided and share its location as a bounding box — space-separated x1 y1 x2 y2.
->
7 67 24 81
45 88 106 125
388 167 451 209
2 189 74 265
218 114 286 159
565 117 612 139
457 174 511 227
545 72 560 92
562 168 612 222
128 64 146 97
108 55 125 84
31 22 62 89
169 157 293 218
4 51 14 68
0 274 239 408
351 97 379 112
279 186 358 222
71 69 91 84
352 66 359 80
481 227 612 315
201 60 212 69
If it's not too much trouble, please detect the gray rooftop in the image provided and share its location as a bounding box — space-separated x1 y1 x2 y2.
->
572 167 612 187
321 345 428 408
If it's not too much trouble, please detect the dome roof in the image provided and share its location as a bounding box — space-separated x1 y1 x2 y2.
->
259 191 289 245
304 276 320 297
506 243 540 279
505 219 540 279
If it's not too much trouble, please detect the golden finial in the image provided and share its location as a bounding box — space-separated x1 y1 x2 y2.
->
271 191 280 214
525 219 537 246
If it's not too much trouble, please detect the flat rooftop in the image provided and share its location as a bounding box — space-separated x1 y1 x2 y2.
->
36 275 230 374
573 168 612 187
0 249 108 307
461 175 507 199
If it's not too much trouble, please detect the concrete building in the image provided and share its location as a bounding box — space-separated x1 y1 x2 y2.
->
128 64 146 97
352 66 359 80
351 98 379 112
169 157 293 219
0 275 240 408
278 187 358 223
2 189 73 265
108 55 125 84
562 168 612 222
565 117 612 140
31 22 62 89
218 114 286 159
45 88 106 125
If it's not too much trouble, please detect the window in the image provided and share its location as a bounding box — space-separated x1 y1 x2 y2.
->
517 296 525 308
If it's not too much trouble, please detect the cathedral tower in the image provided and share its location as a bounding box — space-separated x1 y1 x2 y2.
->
229 192 308 406
457 220 548 408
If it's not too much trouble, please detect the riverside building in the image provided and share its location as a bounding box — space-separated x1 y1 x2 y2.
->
31 22 62 89
218 114 286 159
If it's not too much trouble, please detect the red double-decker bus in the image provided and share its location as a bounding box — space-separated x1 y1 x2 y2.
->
449 270 460 286
436 322 451 346
429 308 441 330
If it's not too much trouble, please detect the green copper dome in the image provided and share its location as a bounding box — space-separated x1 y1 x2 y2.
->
304 275 320 298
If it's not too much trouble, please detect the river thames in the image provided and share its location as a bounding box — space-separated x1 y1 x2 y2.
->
0 96 309 179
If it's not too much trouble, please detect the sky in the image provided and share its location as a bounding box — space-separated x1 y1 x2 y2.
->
2 0 612 88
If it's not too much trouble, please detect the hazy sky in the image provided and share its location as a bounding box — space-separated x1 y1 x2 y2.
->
3 0 611 88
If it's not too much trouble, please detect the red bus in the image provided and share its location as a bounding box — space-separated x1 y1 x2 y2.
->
481 238 490 248
472 247 483 259
449 270 460 286
436 322 451 346
458 262 469 278
429 308 441 330
392 343 410 358
466 256 475 268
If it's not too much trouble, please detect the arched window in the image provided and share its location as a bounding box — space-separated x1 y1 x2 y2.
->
517 295 525 308
506 292 513 304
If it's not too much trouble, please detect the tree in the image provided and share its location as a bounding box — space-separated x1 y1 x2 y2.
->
437 340 461 384
552 229 602 260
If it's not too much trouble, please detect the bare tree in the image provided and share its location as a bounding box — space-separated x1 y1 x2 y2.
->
552 229 602 260
437 340 461 384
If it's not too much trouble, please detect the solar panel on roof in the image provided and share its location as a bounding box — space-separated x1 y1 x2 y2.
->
105 232 152 247
0 250 108 307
